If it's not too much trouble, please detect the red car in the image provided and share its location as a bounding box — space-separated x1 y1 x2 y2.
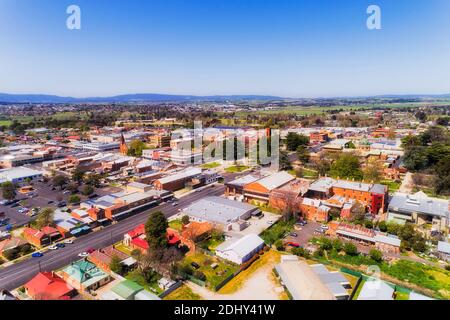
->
286 242 301 248
86 248 96 254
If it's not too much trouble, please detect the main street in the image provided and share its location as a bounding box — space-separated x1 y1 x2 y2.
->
0 176 236 291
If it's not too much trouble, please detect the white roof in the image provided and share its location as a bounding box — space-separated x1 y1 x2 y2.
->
157 168 202 184
254 171 294 191
437 241 450 254
358 279 394 300
0 167 44 183
216 234 264 258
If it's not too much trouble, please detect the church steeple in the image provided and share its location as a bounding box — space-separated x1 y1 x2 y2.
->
119 133 128 155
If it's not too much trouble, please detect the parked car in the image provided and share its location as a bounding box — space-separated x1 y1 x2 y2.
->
56 243 65 248
78 252 89 258
11 203 20 208
47 200 54 204
57 201 67 208
286 242 301 248
48 245 58 250
321 225 329 230
64 239 74 244
290 232 298 237
314 228 325 234
191 262 200 269
32 252 44 258
86 248 95 254
172 202 179 207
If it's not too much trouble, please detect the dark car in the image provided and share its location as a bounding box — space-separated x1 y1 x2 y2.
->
191 262 200 269
86 248 96 254
47 200 54 204
57 202 67 208
32 252 44 258
56 243 65 248
290 232 298 237
11 203 20 208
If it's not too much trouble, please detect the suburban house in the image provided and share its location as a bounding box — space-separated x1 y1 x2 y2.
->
88 245 135 273
215 233 265 265
0 237 28 258
58 260 112 293
24 272 77 300
181 196 261 232
243 171 295 204
123 224 181 253
101 280 160 301
388 191 449 231
275 255 350 300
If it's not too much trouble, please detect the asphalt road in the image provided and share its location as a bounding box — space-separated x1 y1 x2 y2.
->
0 182 230 291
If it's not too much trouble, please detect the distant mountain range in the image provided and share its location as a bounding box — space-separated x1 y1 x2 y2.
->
0 92 449 104
0 93 285 103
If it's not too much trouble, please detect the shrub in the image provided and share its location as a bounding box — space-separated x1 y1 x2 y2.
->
292 247 310 259
332 239 343 251
445 265 450 272
181 215 190 226
364 220 373 229
20 244 33 255
343 243 358 256
194 271 206 281
369 249 383 262
274 240 284 251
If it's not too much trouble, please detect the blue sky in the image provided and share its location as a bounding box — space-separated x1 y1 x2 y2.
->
1 0 449 97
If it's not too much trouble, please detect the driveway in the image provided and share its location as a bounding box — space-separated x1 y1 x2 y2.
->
399 172 413 193
187 264 284 300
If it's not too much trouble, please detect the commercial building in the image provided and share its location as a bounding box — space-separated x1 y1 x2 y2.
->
388 191 449 231
181 196 260 231
275 255 349 300
154 168 202 192
437 241 450 262
243 171 295 204
0 167 44 184
215 234 265 265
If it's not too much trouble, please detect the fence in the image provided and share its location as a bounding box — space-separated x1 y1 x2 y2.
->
159 281 183 299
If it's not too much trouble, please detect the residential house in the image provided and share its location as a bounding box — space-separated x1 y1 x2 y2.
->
24 272 77 300
59 260 111 293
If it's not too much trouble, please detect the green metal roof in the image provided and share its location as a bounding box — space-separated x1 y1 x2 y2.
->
111 280 143 300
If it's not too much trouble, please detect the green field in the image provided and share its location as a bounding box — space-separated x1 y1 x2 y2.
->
224 165 250 173
201 162 221 169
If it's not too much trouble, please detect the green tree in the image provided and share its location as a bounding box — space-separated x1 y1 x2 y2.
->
127 140 148 157
332 239 343 251
330 153 363 180
81 185 94 196
369 249 383 262
274 239 284 251
363 160 382 183
110 255 124 275
181 215 190 226
279 150 292 171
68 195 81 204
319 237 333 251
53 175 68 190
296 146 310 163
72 167 85 184
285 133 309 151
145 211 169 250
34 208 55 229
378 221 387 232
1 182 16 201
343 243 358 256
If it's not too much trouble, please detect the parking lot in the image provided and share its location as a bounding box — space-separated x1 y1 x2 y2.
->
0 179 122 230
283 220 322 247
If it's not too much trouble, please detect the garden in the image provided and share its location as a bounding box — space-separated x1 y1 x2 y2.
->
179 252 238 290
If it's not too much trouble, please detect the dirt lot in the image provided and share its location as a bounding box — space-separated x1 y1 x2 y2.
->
186 250 288 300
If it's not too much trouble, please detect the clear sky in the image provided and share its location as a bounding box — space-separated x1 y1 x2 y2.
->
1 0 449 97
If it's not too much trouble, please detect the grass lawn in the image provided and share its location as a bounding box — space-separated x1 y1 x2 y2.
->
181 252 238 290
163 285 203 300
218 250 282 294
0 120 12 127
224 165 250 173
201 162 221 169
169 219 183 232
197 237 225 252
381 180 401 193
260 219 295 245
114 242 134 256
126 269 163 295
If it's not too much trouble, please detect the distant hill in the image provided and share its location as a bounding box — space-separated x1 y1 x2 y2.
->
0 93 285 104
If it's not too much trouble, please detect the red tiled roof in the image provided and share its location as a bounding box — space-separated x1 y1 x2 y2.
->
23 227 46 240
25 272 74 300
41 226 60 236
126 224 145 238
131 237 149 250
167 229 180 245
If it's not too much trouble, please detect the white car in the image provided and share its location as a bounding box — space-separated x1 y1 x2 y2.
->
321 225 329 230
64 239 74 244
78 252 89 258
48 245 58 250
